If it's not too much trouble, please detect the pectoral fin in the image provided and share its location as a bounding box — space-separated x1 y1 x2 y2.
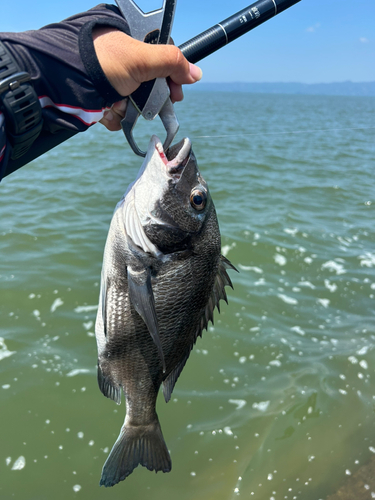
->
127 266 166 372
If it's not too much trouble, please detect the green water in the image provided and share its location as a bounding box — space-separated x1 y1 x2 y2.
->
1 92 375 500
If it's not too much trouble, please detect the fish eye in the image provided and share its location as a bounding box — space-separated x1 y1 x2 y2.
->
190 189 207 211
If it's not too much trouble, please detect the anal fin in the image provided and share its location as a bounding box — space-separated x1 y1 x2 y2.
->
162 352 190 403
97 364 121 405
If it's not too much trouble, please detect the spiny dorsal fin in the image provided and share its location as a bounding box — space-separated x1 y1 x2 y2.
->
207 254 237 319
162 254 237 402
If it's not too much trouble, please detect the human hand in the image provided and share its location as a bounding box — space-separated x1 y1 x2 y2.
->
93 27 202 131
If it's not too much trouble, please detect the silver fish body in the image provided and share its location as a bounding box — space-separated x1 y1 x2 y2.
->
95 135 235 487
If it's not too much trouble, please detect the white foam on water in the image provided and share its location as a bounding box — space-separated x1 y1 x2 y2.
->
252 401 270 412
317 298 330 308
321 261 346 275
0 338 15 361
228 399 247 410
291 326 305 336
11 456 26 470
278 294 298 305
50 298 64 313
269 360 282 367
255 278 266 286
359 252 375 268
66 369 91 377
348 356 358 364
221 242 236 257
357 346 370 356
324 279 338 293
33 310 40 320
337 236 350 247
274 254 287 266
284 228 298 236
238 264 263 273
74 305 98 313
298 280 316 289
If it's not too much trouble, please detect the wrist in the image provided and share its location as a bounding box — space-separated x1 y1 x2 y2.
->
79 17 130 105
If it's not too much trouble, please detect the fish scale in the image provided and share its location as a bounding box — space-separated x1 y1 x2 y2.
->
95 135 236 487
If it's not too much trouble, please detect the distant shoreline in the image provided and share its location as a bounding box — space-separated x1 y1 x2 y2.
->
186 81 375 97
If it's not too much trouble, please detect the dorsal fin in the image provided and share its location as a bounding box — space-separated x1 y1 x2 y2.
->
162 254 237 402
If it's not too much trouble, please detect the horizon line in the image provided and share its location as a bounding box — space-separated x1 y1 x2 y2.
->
193 80 375 85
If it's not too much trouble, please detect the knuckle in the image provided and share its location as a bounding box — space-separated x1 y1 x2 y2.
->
173 47 185 67
165 44 184 69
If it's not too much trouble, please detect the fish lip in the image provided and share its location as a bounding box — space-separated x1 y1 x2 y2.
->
153 136 192 180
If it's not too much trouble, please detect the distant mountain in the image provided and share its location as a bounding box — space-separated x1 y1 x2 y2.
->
186 81 375 97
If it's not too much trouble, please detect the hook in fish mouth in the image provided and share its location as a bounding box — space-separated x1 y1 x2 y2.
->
154 137 192 179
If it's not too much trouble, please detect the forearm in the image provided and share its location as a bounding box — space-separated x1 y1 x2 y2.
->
0 4 130 180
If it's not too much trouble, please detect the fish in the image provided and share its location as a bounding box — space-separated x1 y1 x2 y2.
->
95 135 236 487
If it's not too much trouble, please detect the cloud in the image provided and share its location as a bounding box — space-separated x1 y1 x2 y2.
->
306 23 321 33
359 37 369 43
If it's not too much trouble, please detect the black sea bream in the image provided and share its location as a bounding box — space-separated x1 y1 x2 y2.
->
95 135 236 487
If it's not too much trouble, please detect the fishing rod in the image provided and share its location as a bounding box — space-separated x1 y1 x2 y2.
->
179 0 301 64
6 0 301 175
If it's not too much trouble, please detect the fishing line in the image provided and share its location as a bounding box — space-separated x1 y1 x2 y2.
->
191 126 375 140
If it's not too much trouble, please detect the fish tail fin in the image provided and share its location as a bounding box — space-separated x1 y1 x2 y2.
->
100 417 171 487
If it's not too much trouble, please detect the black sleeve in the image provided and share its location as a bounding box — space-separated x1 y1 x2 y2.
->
0 3 130 181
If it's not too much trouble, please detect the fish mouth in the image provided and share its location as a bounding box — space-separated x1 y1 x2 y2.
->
154 137 192 180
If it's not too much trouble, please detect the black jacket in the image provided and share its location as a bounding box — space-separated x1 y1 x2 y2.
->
0 3 129 181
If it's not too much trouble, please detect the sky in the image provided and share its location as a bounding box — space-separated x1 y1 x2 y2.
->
2 0 375 84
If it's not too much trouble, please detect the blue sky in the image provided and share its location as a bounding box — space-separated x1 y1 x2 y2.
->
2 0 375 83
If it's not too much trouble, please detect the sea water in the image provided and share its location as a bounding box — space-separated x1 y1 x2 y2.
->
1 92 375 499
